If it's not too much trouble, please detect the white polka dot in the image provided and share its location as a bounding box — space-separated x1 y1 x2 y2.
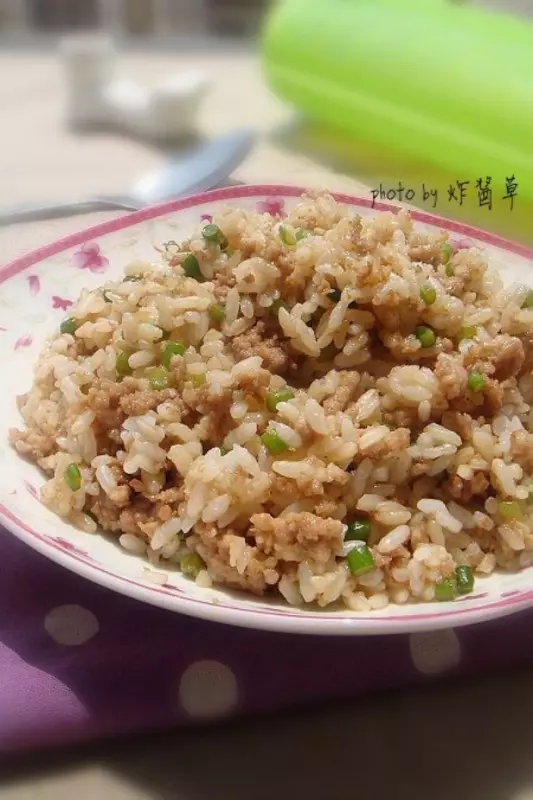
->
409 629 462 675
44 604 100 646
179 660 238 719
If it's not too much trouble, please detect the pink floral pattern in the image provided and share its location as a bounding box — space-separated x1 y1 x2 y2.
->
256 198 285 217
15 335 32 350
24 481 38 500
200 213 213 223
458 593 488 602
453 238 475 250
27 275 40 295
72 242 109 274
163 584 184 595
52 296 73 311
49 537 91 560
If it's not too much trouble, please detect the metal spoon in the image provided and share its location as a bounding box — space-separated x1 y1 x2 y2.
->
0 129 254 227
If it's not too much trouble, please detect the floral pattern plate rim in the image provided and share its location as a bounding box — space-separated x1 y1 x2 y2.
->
2 184 533 637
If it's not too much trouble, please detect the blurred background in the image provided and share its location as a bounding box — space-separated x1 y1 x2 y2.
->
0 0 532 255
0 0 268 38
0 0 531 38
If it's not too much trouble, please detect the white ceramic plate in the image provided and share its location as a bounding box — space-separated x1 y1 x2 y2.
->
2 185 533 636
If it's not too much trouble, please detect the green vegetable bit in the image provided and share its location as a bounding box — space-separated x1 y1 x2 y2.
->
269 298 286 317
521 290 533 309
467 370 486 393
188 372 207 387
219 445 231 456
345 517 372 542
295 228 310 240
458 325 478 342
279 225 297 246
116 350 132 376
435 578 458 602
261 429 289 455
202 223 228 249
415 325 436 348
202 223 222 242
499 500 521 520
60 317 77 335
208 303 226 325
455 565 474 595
64 463 82 492
266 387 295 412
123 275 141 282
442 242 454 262
147 366 169 391
346 544 375 577
328 288 342 303
161 341 186 370
103 290 114 303
445 263 455 277
180 552 205 579
182 253 202 280
420 284 437 306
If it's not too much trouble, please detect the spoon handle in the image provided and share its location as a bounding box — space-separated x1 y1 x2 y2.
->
0 198 140 226
0 129 254 226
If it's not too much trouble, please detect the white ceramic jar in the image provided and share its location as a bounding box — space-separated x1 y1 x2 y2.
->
60 34 116 130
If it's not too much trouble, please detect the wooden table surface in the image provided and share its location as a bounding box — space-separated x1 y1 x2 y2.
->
2 41 533 800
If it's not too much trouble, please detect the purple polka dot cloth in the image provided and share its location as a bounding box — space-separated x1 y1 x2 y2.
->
2 528 533 754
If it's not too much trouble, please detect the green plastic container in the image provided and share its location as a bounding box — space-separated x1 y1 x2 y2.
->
262 0 533 243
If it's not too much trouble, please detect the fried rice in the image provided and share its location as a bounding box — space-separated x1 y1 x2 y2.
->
10 191 533 611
